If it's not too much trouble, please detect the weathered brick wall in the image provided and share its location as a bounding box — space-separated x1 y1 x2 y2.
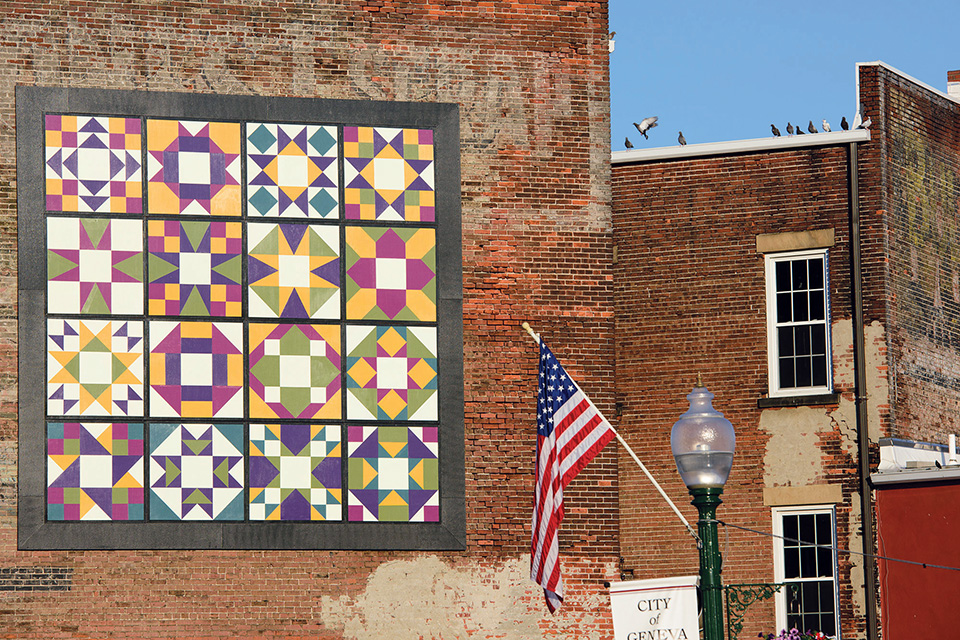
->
613 144 869 639
860 63 960 444
0 2 617 637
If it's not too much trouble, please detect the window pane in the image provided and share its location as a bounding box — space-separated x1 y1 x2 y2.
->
793 291 809 321
811 325 826 355
795 326 811 356
779 357 796 388
815 513 831 545
800 545 817 577
776 261 791 292
792 260 808 290
795 357 812 388
779 327 795 356
809 258 824 289
819 581 837 635
817 546 833 576
798 514 816 543
809 290 825 321
784 514 799 544
784 548 800 579
777 292 792 323
812 355 827 387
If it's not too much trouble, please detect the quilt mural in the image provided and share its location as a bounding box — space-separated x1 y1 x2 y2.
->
18 88 463 550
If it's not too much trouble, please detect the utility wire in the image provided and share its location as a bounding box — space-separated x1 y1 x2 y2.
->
717 519 960 573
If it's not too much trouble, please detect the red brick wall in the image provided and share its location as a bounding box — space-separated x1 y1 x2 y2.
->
613 144 866 638
860 63 960 444
0 2 617 637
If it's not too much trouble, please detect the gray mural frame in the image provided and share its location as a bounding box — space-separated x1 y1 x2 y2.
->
16 86 464 550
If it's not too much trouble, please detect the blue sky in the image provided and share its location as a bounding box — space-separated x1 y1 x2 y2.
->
610 0 960 148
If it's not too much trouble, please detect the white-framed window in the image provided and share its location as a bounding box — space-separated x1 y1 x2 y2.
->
772 505 840 638
765 249 832 397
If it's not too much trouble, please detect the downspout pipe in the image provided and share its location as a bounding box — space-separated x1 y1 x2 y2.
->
848 141 880 639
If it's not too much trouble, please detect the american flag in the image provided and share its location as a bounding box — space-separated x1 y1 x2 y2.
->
531 339 616 613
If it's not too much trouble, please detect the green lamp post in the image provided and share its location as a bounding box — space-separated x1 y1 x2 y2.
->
671 380 736 640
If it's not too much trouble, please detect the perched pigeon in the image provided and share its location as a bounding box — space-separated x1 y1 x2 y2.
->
771 124 781 137
859 116 872 129
625 137 634 149
678 131 687 146
795 124 804 135
822 119 831 132
786 122 795 135
808 120 818 134
840 116 849 130
633 116 659 139
852 112 862 129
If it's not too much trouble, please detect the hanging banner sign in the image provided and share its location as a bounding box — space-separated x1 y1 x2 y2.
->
608 575 700 640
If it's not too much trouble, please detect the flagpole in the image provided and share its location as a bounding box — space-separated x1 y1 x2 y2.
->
521 322 700 544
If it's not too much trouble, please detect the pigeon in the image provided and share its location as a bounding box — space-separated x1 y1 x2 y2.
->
822 119 831 132
860 116 872 129
840 116 849 130
795 124 804 135
625 136 634 149
786 122 794 135
678 131 687 146
633 116 659 139
771 124 781 137
852 112 862 129
808 120 818 134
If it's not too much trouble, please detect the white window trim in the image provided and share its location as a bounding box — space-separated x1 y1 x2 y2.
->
764 248 833 397
772 504 841 639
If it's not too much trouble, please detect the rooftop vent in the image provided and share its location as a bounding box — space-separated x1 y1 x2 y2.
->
949 69 960 100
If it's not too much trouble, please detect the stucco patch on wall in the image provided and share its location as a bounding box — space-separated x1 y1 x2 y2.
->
761 407 826 486
317 556 549 639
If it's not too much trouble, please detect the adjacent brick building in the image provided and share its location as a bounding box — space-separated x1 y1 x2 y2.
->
613 61 960 639
2 2 617 638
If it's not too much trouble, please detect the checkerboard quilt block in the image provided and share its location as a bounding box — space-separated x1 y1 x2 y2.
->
345 226 436 321
47 217 143 315
247 222 340 319
346 325 438 421
45 115 143 214
249 424 342 521
343 126 435 222
47 319 144 416
47 422 144 520
247 123 339 218
347 425 439 522
249 323 341 420
148 220 243 316
149 423 244 520
149 321 243 418
147 119 241 215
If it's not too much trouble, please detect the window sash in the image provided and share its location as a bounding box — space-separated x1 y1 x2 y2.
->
765 249 832 396
772 505 840 638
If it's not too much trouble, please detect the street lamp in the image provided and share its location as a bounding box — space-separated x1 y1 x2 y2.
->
671 380 736 640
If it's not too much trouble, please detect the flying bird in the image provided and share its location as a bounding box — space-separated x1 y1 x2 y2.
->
786 122 794 135
822 119 831 132
678 131 687 146
840 116 849 130
852 112 862 129
633 116 659 139
771 124 781 137
860 116 872 129
625 137 633 149
808 120 818 134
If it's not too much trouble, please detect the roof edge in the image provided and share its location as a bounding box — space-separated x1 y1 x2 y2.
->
611 129 870 165
857 60 960 105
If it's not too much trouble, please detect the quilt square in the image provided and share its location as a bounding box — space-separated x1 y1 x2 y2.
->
345 325 438 421
147 119 241 216
149 321 243 418
249 423 342 521
148 220 243 316
149 423 244 520
247 123 339 218
345 226 436 321
248 323 341 420
47 422 145 521
47 217 143 315
247 222 340 319
347 425 438 522
45 115 143 214
343 126 435 222
47 319 144 417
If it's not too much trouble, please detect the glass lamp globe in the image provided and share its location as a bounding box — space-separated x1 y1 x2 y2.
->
671 383 736 489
